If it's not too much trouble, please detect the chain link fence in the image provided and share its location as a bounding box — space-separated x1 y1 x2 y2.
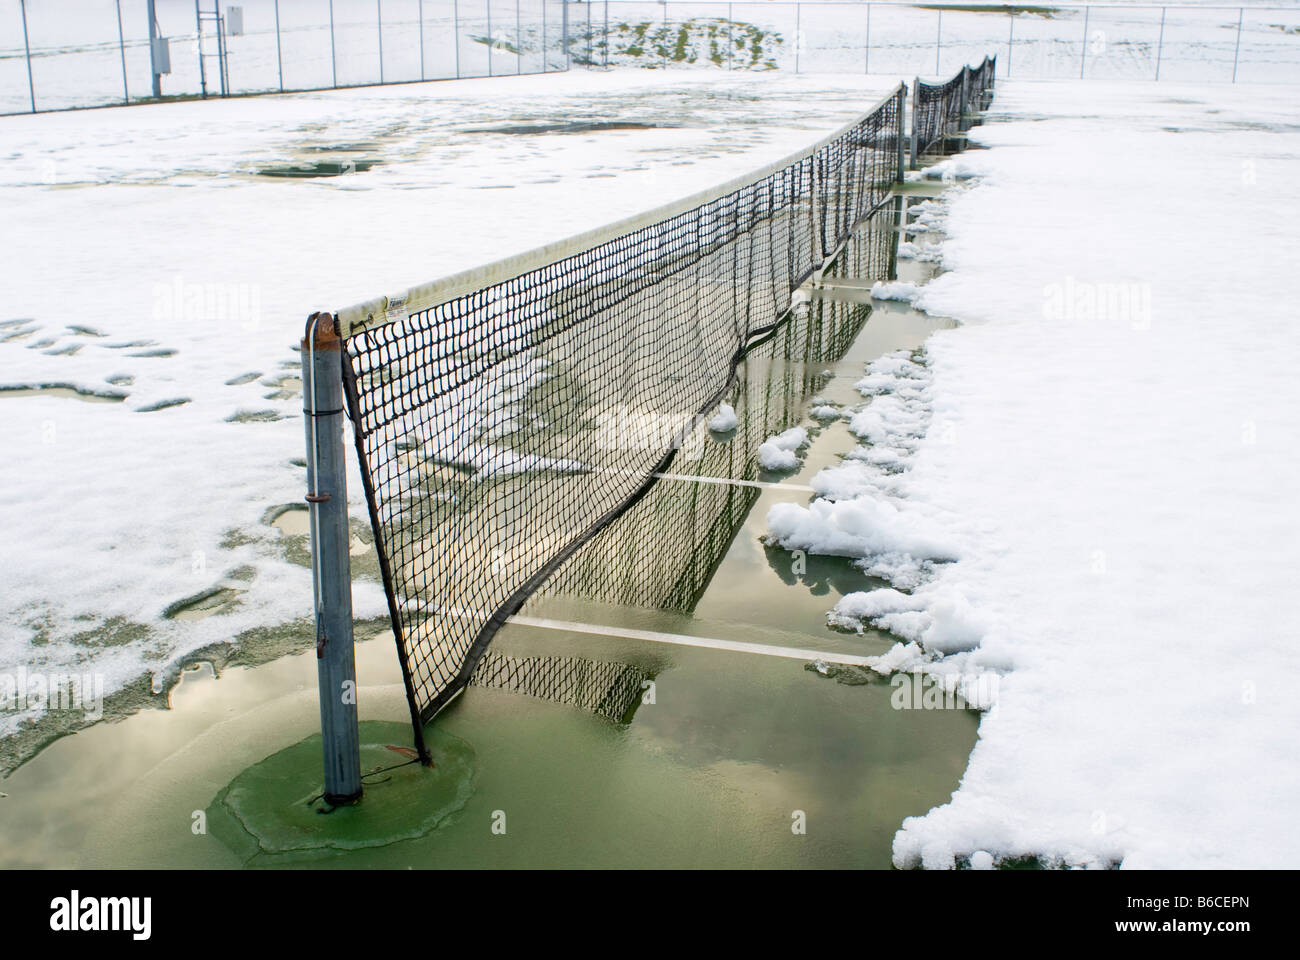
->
1 0 569 116
567 2 1300 81
5 3 1297 116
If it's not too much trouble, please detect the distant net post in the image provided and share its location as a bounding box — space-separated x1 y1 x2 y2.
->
301 313 363 806
909 78 920 170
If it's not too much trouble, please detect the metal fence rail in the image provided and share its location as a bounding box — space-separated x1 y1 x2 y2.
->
565 1 1300 82
1 0 570 116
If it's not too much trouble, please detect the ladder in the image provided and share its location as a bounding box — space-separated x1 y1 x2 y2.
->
194 0 229 98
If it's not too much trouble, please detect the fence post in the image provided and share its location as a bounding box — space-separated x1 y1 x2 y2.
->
1154 6 1166 81
542 0 547 71
488 0 494 76
1232 7 1243 82
909 76 919 170
116 0 130 103
147 0 161 97
195 0 208 98
329 0 338 87
519 0 524 74
602 0 607 68
275 0 284 91
1007 11 1013 78
301 313 363 808
561 0 567 70
728 2 733 71
865 2 871 75
18 0 34 112
418 0 425 80
935 7 941 75
1080 5 1089 79
795 2 801 74
455 0 462 77
661 1 667 69
378 0 385 84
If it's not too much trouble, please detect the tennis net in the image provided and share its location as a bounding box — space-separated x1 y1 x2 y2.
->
325 76 989 756
910 56 997 169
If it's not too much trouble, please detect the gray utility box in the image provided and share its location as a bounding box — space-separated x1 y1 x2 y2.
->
151 36 171 74
227 6 244 36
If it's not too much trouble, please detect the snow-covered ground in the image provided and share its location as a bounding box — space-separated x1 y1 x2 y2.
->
0 69 895 734
766 79 1300 868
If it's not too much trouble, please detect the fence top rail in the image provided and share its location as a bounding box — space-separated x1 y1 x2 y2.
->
584 2 1300 10
336 82 906 339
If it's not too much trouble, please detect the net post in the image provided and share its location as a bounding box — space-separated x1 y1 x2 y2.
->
909 77 920 171
959 67 969 132
895 84 905 183
302 312 363 806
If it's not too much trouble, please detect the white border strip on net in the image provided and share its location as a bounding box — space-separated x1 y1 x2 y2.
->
336 83 906 339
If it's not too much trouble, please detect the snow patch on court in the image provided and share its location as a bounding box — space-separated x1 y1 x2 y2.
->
757 426 809 472
774 81 1300 869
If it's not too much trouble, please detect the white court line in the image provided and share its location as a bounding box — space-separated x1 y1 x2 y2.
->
506 614 876 668
651 471 814 493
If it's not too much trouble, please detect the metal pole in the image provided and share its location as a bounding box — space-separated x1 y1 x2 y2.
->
378 0 385 84
301 314 363 808
895 85 904 182
1155 6 1166 81
661 1 666 69
1232 7 1243 82
329 0 337 87
217 12 227 96
488 0 494 76
909 76 919 170
935 8 941 75
195 0 208 99
523 0 527 74
1080 5 1089 79
418 0 425 79
19 0 34 113
542 0 547 72
275 0 284 91
795 2 800 74
602 0 607 69
561 0 567 71
728 2 733 70
1007 12 1013 78
147 0 161 97
454 0 461 77
116 0 130 103
865 2 870 74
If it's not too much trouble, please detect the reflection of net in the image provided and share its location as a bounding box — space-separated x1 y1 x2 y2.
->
531 206 898 613
913 56 997 163
339 87 907 749
469 650 647 723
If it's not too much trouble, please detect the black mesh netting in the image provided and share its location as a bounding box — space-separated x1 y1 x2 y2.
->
337 88 907 748
912 56 997 166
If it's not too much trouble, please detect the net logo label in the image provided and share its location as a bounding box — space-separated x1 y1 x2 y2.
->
49 891 151 941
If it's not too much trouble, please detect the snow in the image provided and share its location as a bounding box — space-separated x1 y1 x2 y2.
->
766 79 1300 869
707 402 738 433
869 280 920 302
757 426 809 471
